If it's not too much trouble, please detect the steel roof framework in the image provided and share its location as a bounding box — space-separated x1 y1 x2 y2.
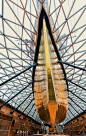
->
0 0 86 125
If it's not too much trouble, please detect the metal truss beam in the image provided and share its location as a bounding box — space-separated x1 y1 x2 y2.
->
69 97 84 111
65 104 86 125
10 91 33 114
27 103 35 115
67 113 72 120
0 81 33 109
0 63 37 86
58 60 86 71
32 109 36 117
0 99 41 125
68 90 86 103
68 108 75 117
69 102 80 115
63 102 86 125
66 78 86 91
18 98 34 117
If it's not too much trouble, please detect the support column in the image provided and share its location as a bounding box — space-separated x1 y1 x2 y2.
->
8 119 15 136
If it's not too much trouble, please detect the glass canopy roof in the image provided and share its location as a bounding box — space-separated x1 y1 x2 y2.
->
0 0 86 125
